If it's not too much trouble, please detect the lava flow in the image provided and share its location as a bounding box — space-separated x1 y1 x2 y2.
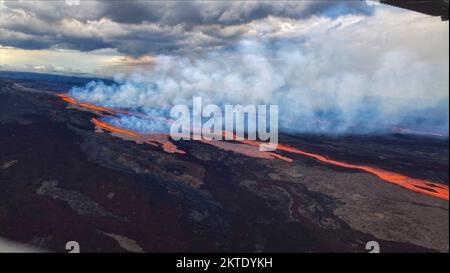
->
275 145 448 200
92 118 185 154
56 93 449 200
245 140 449 200
56 93 115 115
91 118 140 137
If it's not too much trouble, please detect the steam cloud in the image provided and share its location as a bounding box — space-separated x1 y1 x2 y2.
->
69 13 449 137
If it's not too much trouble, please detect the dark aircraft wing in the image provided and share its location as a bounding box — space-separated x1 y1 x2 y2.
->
380 0 449 20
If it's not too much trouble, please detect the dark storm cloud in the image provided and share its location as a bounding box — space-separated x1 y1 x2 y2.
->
0 0 375 56
0 35 53 50
58 36 114 52
113 31 187 56
4 0 374 25
99 1 374 25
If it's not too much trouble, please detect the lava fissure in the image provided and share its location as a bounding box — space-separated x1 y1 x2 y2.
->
56 93 449 200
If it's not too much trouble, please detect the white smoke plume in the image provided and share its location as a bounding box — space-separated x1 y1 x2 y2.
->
69 11 449 136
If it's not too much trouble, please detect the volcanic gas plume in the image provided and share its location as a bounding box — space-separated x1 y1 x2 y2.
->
56 93 448 201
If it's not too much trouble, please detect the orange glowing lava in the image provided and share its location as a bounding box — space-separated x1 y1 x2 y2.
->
56 93 449 200
91 118 140 137
56 93 114 115
91 118 185 154
278 144 448 200
247 141 448 200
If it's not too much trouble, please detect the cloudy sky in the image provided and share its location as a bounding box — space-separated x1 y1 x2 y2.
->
0 1 448 135
0 0 447 76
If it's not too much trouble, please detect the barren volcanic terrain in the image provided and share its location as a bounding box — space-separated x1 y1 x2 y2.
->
0 74 448 252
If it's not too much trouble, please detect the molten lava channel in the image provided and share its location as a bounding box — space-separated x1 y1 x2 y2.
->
92 118 185 154
56 93 115 115
57 93 449 200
